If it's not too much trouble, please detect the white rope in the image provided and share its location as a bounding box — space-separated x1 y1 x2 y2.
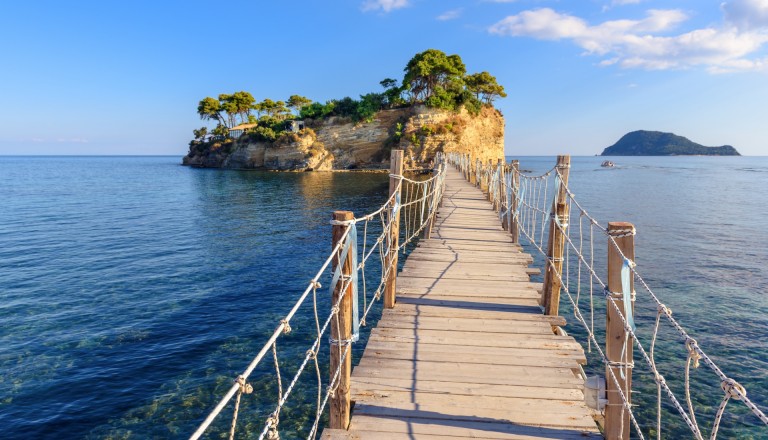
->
446 154 768 439
191 154 447 440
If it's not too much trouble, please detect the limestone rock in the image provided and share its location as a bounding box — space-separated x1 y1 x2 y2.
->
182 105 505 171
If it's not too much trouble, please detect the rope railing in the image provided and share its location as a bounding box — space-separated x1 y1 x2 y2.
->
189 151 446 440
446 151 768 439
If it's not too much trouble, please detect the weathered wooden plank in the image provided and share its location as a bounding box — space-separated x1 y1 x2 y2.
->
368 331 585 352
374 314 554 333
360 346 586 368
352 403 598 430
395 296 542 312
351 365 584 389
325 416 601 439
382 304 567 325
366 340 584 367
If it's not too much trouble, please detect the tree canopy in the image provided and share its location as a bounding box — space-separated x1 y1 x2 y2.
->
191 49 506 145
403 49 467 103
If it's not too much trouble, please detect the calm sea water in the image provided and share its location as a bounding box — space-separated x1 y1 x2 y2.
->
1 155 767 439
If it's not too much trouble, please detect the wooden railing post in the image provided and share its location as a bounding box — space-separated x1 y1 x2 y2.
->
510 160 519 242
421 163 440 239
486 159 493 199
384 149 404 309
495 158 503 212
330 210 354 430
541 155 571 316
605 222 635 440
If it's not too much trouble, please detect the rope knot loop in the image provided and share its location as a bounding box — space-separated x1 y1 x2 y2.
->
721 378 746 400
608 227 636 238
658 304 671 316
280 319 292 335
235 375 253 394
330 218 356 226
306 349 317 360
331 305 340 316
310 280 322 289
266 414 280 440
685 337 701 368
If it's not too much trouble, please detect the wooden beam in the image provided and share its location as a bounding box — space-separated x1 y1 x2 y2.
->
329 210 355 430
605 221 635 440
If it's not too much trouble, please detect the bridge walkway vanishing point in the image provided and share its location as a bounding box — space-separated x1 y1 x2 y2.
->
321 167 601 439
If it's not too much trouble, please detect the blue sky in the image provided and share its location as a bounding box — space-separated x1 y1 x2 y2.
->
1 0 766 156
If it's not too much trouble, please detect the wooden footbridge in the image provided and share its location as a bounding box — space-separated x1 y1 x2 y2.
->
320 166 601 439
190 150 767 440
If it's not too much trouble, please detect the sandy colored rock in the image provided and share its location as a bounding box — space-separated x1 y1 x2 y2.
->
183 105 504 171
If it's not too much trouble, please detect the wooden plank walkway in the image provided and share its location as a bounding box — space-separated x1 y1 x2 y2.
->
322 167 601 439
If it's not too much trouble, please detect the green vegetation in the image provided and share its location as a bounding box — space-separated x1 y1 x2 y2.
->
601 130 740 156
188 49 506 152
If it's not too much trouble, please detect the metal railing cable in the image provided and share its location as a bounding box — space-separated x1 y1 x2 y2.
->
189 154 446 440
445 152 768 439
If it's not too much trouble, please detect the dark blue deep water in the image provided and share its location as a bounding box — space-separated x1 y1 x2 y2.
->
1 155 767 439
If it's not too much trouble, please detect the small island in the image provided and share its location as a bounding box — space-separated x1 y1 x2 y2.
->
183 49 507 171
600 130 740 156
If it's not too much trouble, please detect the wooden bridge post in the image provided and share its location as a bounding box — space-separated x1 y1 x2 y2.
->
542 155 571 316
495 158 503 212
384 149 404 309
330 210 354 430
487 159 494 200
605 222 635 440
422 162 440 239
510 160 519 242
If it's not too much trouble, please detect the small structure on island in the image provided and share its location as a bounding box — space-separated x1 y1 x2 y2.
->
285 120 305 133
228 123 258 139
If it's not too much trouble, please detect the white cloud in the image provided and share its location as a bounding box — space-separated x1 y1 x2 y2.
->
437 8 463 21
362 0 409 13
722 0 768 30
489 6 768 72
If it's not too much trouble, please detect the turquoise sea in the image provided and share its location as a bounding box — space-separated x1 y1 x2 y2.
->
1 155 767 439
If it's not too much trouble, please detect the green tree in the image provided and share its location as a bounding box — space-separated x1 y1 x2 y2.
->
211 124 229 138
257 98 291 120
356 93 386 122
197 97 225 126
230 91 256 124
403 49 466 102
380 78 398 89
334 97 358 117
300 102 324 119
218 93 238 127
193 126 208 141
380 78 405 107
287 95 312 116
465 71 507 104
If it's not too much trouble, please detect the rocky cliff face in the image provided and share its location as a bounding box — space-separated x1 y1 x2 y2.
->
182 105 505 170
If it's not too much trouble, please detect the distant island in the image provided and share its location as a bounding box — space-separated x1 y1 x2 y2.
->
600 130 740 156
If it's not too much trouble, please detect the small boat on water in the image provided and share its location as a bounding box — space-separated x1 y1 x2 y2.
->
601 160 615 167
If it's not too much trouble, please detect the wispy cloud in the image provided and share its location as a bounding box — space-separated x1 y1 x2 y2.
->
723 0 768 30
489 1 768 73
437 8 463 21
361 0 409 13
